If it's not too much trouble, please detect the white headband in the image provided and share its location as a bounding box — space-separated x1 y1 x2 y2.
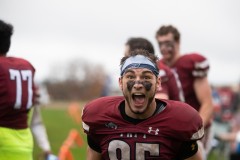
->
120 55 159 77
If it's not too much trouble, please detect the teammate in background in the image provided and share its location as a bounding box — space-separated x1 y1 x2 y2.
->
124 37 180 100
82 49 204 159
0 19 35 160
155 25 214 159
0 19 57 160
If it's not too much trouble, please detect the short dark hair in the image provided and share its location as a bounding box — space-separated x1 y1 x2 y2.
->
126 37 155 55
120 49 159 70
155 25 180 42
0 19 13 54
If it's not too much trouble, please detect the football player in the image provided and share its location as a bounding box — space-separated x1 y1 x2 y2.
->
82 49 204 160
155 25 214 159
0 19 36 160
0 19 57 160
124 37 181 101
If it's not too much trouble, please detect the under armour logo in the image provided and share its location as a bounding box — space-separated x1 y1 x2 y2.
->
148 127 159 135
191 144 196 150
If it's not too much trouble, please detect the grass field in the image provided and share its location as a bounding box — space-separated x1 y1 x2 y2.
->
33 101 87 160
33 101 227 160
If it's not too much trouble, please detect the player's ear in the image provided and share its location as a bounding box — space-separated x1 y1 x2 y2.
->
118 77 123 91
157 76 161 89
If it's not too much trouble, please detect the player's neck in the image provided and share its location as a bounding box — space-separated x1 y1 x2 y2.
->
125 101 157 120
121 100 162 124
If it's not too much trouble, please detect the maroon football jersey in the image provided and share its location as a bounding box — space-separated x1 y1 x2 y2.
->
157 61 181 101
161 53 209 111
0 56 36 129
82 96 203 159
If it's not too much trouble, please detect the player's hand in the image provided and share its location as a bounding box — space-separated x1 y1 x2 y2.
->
45 154 58 160
44 151 58 160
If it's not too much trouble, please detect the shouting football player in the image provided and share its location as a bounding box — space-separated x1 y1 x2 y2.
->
82 49 204 160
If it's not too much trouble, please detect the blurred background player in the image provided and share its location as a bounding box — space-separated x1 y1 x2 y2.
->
155 25 214 159
0 19 57 160
0 19 35 160
124 37 180 100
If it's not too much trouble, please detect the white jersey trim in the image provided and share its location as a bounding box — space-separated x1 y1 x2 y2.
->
82 121 90 132
194 59 209 69
192 70 208 77
191 126 204 140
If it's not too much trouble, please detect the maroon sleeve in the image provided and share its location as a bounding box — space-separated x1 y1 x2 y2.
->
162 100 204 141
188 53 210 78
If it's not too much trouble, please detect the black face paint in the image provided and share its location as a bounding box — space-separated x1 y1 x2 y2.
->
159 41 174 48
142 81 152 91
159 41 175 54
127 80 152 91
127 81 135 91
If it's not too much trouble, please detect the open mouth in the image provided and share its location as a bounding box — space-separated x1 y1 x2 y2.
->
132 93 145 105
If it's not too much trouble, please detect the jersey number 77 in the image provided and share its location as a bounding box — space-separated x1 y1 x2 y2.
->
9 69 33 109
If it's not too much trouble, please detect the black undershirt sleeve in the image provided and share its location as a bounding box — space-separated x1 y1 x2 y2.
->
178 140 198 159
87 135 102 153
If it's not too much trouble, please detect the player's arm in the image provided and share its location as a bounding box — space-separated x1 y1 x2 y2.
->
194 77 214 127
86 135 102 160
30 106 52 157
184 152 203 160
31 107 59 160
87 146 102 160
216 131 238 142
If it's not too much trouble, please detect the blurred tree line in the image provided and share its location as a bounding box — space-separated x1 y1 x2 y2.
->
42 58 109 101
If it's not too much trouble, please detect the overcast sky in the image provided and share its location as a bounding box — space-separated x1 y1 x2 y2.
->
1 0 240 88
